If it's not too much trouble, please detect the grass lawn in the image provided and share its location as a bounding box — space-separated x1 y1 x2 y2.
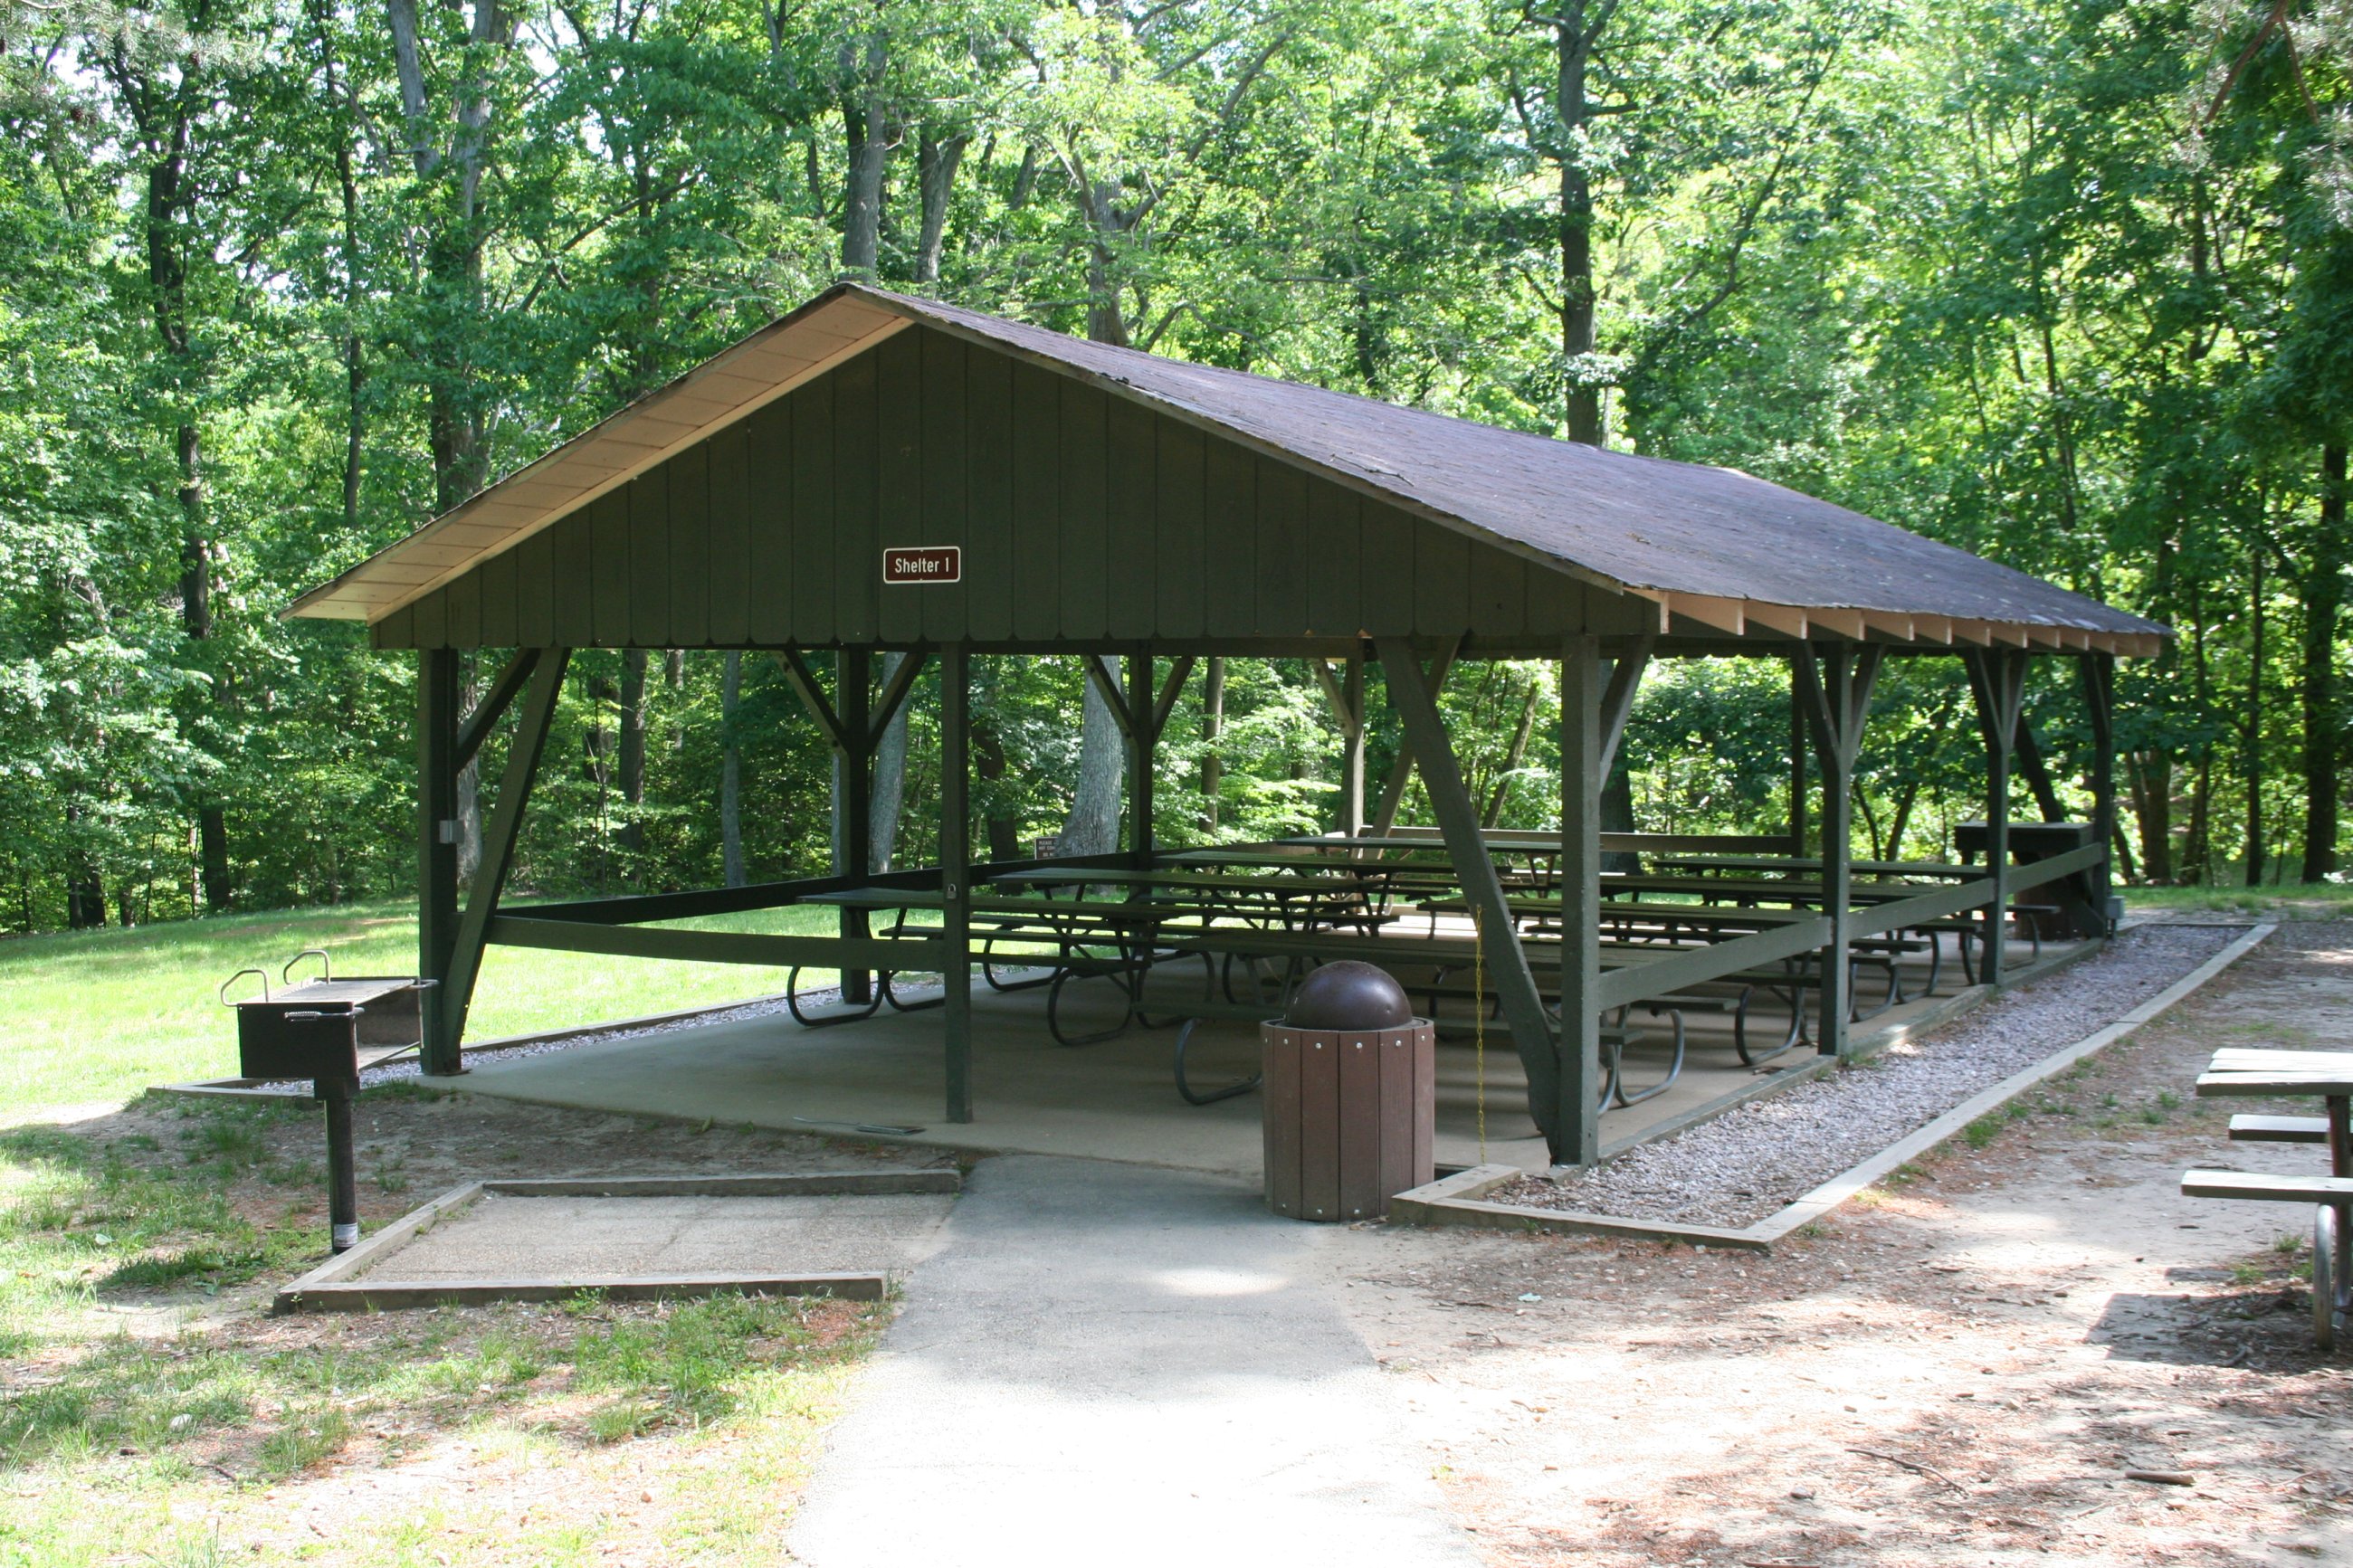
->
2120 879 2353 918
0 895 901 1566
0 898 843 1124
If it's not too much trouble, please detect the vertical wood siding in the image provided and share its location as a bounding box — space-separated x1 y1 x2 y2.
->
370 325 1605 651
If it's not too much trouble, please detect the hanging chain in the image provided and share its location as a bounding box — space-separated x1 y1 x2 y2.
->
1472 902 1487 1164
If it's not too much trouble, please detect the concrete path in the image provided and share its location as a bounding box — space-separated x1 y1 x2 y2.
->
787 1156 1480 1568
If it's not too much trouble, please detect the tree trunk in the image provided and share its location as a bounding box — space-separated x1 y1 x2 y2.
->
720 651 745 889
1061 667 1124 855
1060 265 1138 841
914 128 968 285
2243 542 2265 886
974 718 1019 861
869 651 910 870
2128 751 2174 883
1084 208 1130 347
1483 680 1541 827
1552 8 1604 445
64 803 104 930
839 37 890 276
386 0 509 515
664 648 685 752
315 0 365 534
1600 765 1638 873
618 648 648 856
2301 442 2347 882
1200 655 1225 831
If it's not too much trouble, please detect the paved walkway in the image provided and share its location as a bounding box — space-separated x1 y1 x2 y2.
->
787 1156 1480 1567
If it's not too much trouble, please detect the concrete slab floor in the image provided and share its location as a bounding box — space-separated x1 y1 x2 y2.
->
451 936 2074 1176
354 1192 956 1281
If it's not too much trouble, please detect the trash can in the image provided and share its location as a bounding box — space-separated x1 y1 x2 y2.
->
1262 962 1436 1221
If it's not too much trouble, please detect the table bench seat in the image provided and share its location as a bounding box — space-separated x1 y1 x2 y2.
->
2181 1168 2353 1203
2228 1114 2333 1145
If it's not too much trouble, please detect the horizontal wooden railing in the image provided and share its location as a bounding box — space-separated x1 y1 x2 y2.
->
2004 841 2106 891
1593 914 1834 1012
1373 826 1799 855
1847 879 1998 938
489 916 945 971
505 850 1138 927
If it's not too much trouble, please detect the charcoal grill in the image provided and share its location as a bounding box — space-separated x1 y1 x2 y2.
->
219 952 434 1253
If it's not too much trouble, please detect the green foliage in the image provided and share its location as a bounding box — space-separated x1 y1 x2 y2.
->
0 0 2345 935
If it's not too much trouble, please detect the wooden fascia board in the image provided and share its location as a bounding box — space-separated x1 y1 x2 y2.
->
1743 601 1811 639
1625 588 1673 634
1661 592 1745 636
1809 606 1867 639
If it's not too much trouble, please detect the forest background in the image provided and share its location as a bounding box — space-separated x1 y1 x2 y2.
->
0 0 2347 935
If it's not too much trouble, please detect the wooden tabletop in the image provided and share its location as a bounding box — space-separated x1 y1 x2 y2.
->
1651 853 1985 879
989 867 1387 897
2195 1048 2353 1098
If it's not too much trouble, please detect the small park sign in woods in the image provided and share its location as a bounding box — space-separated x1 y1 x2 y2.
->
884 546 961 584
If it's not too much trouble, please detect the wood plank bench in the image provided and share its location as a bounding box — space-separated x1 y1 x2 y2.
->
2180 1169 2353 1202
2228 1115 2333 1145
2186 1044 2353 1349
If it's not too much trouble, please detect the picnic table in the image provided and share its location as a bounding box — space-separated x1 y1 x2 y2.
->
798 878 1397 1048
2184 1047 2353 1347
1649 853 1986 880
990 864 1397 917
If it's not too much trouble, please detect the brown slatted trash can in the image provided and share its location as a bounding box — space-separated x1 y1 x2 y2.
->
1262 962 1436 1221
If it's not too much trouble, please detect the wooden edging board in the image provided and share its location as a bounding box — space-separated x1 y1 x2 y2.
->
272 1167 959 1315
1391 923 2277 1252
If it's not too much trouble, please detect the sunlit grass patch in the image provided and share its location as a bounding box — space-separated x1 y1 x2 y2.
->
0 898 842 1124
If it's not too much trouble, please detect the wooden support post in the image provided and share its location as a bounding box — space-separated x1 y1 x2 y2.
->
2083 652 2118 934
1558 636 1605 1166
440 651 570 1056
1201 656 1226 832
418 649 462 1076
1788 656 1809 853
1312 654 1369 835
2014 722 2068 822
1127 650 1155 869
1370 642 1458 835
836 649 873 1004
1966 650 2027 985
1343 654 1366 836
939 643 973 1123
1794 645 1880 1057
454 648 541 774
1597 637 1652 782
1377 640 1564 1151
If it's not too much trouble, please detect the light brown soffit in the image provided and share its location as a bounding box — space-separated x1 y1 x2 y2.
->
285 297 911 623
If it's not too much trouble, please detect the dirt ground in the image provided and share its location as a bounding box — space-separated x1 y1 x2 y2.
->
1326 920 2353 1567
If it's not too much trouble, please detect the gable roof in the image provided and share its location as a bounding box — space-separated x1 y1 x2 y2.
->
287 284 2166 653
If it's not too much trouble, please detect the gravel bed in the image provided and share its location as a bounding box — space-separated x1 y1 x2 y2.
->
1495 923 2247 1229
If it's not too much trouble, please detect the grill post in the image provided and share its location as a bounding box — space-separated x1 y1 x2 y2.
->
321 1076 359 1252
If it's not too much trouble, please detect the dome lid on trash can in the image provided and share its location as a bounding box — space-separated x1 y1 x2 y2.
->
1282 962 1414 1031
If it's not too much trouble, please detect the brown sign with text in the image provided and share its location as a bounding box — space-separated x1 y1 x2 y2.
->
882 546 962 584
